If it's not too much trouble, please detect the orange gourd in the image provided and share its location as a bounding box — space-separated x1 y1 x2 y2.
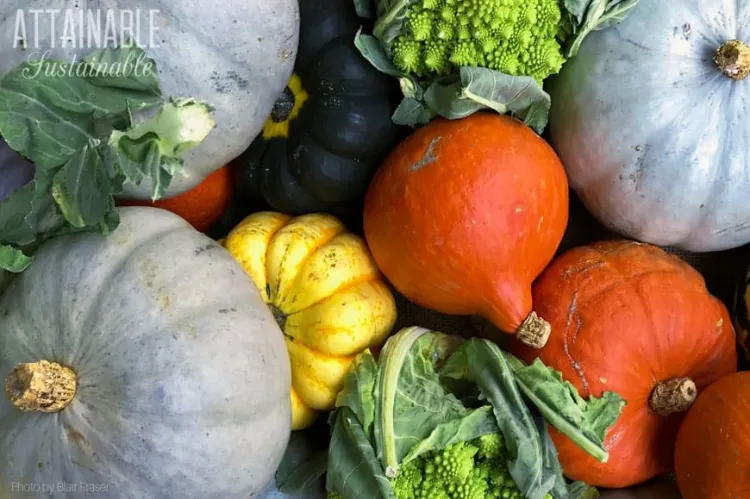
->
511 240 738 488
119 165 232 232
674 371 750 499
363 113 569 348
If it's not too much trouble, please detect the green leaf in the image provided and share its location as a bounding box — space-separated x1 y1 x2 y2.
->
423 67 551 133
536 416 572 499
372 0 415 47
336 351 379 439
509 357 626 463
453 339 558 499
391 97 432 126
353 30 405 78
373 327 466 476
400 405 499 463
326 408 396 499
0 45 161 170
51 143 114 229
563 0 590 25
563 0 642 57
276 450 328 495
567 481 600 499
0 244 32 272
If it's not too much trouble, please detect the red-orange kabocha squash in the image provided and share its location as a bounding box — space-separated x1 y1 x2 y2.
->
363 113 569 348
674 371 750 499
511 240 738 488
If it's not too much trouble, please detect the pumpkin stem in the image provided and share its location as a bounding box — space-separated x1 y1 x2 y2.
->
269 86 296 123
269 305 287 331
516 312 551 349
649 377 697 416
4 360 77 413
715 40 750 80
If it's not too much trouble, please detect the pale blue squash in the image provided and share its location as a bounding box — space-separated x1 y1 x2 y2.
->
0 207 292 498
548 0 750 252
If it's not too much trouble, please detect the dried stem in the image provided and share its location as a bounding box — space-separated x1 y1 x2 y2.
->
4 360 77 413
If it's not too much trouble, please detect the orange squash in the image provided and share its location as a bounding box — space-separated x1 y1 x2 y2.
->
674 371 750 499
511 240 738 488
119 165 232 232
363 113 569 348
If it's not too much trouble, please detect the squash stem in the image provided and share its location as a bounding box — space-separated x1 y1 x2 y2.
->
269 305 287 331
516 312 551 349
715 40 750 80
4 360 77 413
649 377 697 416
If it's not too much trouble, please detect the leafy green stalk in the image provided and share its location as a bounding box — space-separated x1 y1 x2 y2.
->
0 45 215 272
507 356 626 463
563 0 642 57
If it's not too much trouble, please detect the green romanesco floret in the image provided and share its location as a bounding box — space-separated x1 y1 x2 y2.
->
388 434 545 499
389 0 566 83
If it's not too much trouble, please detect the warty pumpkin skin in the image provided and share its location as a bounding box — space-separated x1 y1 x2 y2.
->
0 1 299 199
511 240 738 488
547 0 750 251
0 207 292 497
363 112 569 349
234 0 403 215
223 212 397 430
674 371 750 499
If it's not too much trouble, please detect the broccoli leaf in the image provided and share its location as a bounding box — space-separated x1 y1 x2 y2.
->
0 47 214 272
275 450 328 495
391 97 433 125
400 405 499 463
335 351 379 439
562 0 642 57
353 30 407 78
327 408 396 499
508 356 626 463
448 339 561 499
373 327 467 476
536 416 573 499
0 245 31 272
567 480 601 499
372 0 416 48
424 67 552 133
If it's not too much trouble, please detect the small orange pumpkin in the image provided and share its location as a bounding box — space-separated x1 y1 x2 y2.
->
674 371 750 499
363 113 569 349
511 240 738 488
118 165 232 232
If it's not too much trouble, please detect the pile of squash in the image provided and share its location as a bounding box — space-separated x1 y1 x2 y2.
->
2 0 750 499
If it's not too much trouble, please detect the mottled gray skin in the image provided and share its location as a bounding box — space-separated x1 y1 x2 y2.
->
0 0 299 199
548 0 750 252
0 207 292 498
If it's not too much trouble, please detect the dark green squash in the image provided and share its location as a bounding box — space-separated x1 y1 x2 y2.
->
734 265 750 361
234 0 404 216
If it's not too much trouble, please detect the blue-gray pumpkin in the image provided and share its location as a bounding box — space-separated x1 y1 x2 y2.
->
547 0 750 252
0 207 292 498
0 1 299 199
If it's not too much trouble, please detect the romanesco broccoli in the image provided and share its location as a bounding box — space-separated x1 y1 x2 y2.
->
390 0 566 83
389 434 554 499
